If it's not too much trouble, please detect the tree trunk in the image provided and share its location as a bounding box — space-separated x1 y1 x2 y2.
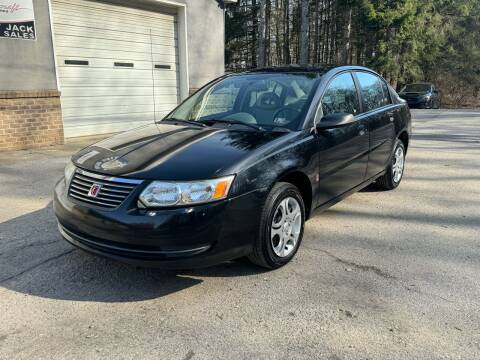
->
265 0 271 65
299 0 309 64
275 0 282 65
343 7 353 64
251 0 258 68
313 0 320 64
320 0 326 63
324 0 331 64
257 0 267 68
283 0 291 64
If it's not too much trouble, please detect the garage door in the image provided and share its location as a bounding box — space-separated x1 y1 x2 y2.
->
51 0 180 138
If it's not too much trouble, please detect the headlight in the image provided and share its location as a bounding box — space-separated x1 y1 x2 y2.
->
139 175 235 207
64 161 76 186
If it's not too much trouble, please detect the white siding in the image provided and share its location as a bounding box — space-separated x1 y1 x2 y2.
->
51 0 180 137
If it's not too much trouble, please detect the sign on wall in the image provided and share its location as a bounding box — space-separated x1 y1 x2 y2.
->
0 0 36 40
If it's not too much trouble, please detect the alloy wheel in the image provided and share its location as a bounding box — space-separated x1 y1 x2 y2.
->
392 146 405 183
270 197 302 258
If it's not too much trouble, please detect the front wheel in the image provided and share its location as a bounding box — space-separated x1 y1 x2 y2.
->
248 182 305 269
375 140 406 190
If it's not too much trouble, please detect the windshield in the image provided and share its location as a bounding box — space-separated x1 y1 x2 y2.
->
164 73 321 130
400 84 431 93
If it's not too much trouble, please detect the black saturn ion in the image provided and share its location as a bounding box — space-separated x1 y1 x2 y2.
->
54 65 411 269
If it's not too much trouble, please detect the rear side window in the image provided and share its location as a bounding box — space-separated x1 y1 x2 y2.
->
380 81 391 106
356 72 387 112
321 73 360 116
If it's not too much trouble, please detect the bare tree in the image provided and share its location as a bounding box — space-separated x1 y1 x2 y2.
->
257 0 267 67
265 0 271 65
342 7 353 63
298 0 309 64
283 0 291 64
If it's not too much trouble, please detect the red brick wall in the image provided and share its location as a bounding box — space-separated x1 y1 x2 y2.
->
0 90 64 151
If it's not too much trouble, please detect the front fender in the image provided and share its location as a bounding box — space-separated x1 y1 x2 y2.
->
230 132 318 203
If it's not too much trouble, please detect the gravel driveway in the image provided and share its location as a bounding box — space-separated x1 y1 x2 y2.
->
0 109 479 359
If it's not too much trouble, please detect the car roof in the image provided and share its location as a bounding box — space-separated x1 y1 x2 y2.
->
242 64 376 75
247 65 335 74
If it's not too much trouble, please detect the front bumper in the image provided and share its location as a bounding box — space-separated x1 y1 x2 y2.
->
54 178 265 268
402 97 430 108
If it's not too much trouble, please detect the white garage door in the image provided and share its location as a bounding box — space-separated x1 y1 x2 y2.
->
51 0 180 138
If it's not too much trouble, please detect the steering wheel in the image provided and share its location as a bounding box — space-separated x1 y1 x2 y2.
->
256 92 281 110
272 107 302 126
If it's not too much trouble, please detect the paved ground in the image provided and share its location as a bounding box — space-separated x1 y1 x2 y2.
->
0 109 479 360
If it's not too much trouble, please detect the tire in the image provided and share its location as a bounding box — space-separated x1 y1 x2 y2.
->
375 139 406 190
248 182 305 269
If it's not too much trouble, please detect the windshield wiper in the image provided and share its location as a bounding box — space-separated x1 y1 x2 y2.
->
199 119 264 131
161 118 207 128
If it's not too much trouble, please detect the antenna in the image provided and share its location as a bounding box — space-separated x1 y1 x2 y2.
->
149 29 157 122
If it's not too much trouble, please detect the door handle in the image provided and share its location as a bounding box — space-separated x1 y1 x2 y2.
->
359 129 366 136
388 112 395 122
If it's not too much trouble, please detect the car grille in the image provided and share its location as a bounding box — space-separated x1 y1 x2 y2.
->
68 169 143 209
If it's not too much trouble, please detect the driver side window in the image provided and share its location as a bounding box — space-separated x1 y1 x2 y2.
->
322 73 360 116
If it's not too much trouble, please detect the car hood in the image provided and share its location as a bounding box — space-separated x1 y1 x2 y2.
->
72 123 286 181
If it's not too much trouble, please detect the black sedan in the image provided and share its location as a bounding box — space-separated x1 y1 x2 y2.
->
54 65 411 269
398 83 441 109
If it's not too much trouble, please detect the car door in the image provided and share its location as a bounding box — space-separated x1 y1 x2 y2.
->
354 72 395 179
315 72 369 206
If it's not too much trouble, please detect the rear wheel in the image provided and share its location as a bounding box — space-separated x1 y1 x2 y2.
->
248 182 305 269
375 140 406 190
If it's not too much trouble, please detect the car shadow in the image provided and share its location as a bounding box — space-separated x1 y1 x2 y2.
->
359 183 384 193
0 202 265 303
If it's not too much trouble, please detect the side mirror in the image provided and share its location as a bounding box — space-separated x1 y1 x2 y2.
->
317 113 355 129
